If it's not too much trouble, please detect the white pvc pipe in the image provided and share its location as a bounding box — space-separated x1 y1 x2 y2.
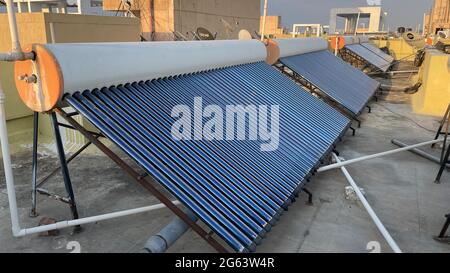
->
261 0 268 41
354 12 361 35
5 0 22 53
2 0 33 61
0 81 22 237
318 138 444 172
332 153 402 253
275 38 328 58
16 201 181 236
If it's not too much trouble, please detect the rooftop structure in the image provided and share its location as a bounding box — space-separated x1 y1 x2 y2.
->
291 24 324 37
14 0 67 13
329 6 386 34
11 0 113 15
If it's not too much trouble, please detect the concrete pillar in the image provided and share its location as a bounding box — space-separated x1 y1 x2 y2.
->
347 16 358 34
344 18 348 33
368 9 381 32
329 10 337 34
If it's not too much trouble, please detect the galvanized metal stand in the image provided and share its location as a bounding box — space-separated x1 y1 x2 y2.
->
301 188 313 205
29 111 91 233
30 112 38 217
55 107 230 253
433 104 450 184
434 213 450 243
50 112 80 223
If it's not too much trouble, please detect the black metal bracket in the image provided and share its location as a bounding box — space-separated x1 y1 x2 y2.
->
30 111 82 233
349 126 356 136
433 104 450 184
434 213 450 243
301 188 313 206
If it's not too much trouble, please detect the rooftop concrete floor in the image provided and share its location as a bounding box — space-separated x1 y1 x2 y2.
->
0 71 449 253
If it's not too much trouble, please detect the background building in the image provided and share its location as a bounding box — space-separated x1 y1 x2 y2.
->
329 6 386 34
259 15 285 37
103 0 261 41
424 0 450 36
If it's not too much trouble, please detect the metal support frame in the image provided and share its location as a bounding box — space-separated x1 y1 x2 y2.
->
30 111 105 219
30 111 81 229
55 107 229 253
339 48 382 73
30 112 38 217
301 188 313 205
433 104 450 184
434 213 450 243
338 48 366 69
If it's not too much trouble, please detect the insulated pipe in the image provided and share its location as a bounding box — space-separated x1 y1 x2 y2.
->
144 209 198 253
2 0 34 61
391 139 450 169
318 138 444 172
6 0 22 54
14 40 267 112
332 153 403 253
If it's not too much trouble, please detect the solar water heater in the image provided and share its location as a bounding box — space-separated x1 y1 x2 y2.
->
13 40 350 252
270 38 380 128
339 36 394 73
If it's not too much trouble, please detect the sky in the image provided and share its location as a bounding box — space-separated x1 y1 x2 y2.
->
264 0 434 31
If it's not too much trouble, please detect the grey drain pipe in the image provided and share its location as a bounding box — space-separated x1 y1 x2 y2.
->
144 209 198 253
391 139 450 169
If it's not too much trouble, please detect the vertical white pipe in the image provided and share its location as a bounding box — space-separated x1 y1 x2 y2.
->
0 82 22 236
354 12 361 35
260 0 268 41
335 36 339 56
5 0 23 54
423 13 426 35
332 154 402 253
49 22 56 44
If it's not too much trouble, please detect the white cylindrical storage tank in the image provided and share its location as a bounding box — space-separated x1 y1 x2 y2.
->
15 40 267 112
275 38 329 58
